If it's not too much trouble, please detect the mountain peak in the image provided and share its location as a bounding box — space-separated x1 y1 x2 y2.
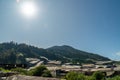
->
47 45 75 50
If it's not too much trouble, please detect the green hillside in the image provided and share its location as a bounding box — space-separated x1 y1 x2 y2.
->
47 45 110 63
0 42 110 64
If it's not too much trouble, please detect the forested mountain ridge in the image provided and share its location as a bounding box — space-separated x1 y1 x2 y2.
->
46 45 110 63
0 42 110 64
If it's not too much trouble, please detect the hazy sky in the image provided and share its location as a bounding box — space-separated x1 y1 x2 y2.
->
0 0 120 60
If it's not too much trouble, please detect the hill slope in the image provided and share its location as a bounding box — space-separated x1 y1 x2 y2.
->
0 42 110 64
47 45 110 63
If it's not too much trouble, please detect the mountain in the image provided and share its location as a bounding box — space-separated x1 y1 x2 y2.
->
46 45 110 63
0 42 110 64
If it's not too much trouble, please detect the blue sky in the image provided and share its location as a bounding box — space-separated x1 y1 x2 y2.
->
0 0 120 60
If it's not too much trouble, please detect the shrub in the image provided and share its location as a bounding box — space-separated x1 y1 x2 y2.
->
66 72 86 80
92 71 105 80
11 68 27 75
0 67 11 73
66 72 78 80
107 76 120 80
28 65 52 77
77 73 86 80
42 70 52 77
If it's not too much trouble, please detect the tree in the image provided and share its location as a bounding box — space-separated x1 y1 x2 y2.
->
77 73 86 80
29 65 52 77
66 72 86 80
92 71 105 80
66 72 78 80
42 70 52 77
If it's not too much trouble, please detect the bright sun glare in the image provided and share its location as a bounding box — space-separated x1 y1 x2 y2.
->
20 1 37 18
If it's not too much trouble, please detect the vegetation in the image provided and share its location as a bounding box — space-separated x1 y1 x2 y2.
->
65 71 106 80
65 71 120 80
107 76 120 80
0 65 52 78
1 66 120 80
92 71 106 80
47 45 110 63
28 65 52 77
10 65 52 77
66 72 86 80
0 67 11 73
0 42 110 64
11 68 27 75
41 70 52 77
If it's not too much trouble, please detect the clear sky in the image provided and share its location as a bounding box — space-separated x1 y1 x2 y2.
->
0 0 120 60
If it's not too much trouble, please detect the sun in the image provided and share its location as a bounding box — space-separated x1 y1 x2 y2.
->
20 1 37 18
